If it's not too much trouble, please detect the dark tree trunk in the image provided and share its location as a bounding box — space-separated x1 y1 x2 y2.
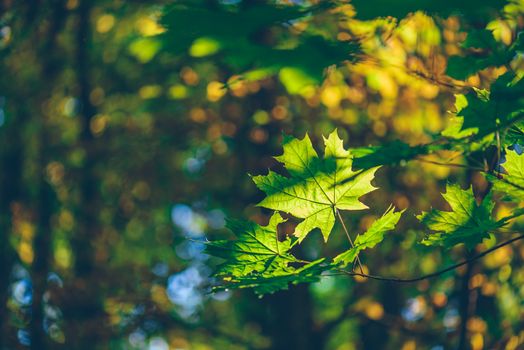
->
263 284 324 350
457 254 474 350
0 107 24 350
61 1 107 348
30 148 56 350
29 1 67 349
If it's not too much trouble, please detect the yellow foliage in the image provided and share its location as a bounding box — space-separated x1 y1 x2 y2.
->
135 17 165 37
207 81 226 102
96 14 115 33
19 241 34 265
470 333 484 350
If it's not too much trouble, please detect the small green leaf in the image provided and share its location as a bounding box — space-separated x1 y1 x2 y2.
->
506 121 524 146
443 74 524 139
334 205 403 266
441 94 478 139
490 149 524 201
446 29 515 80
418 184 502 249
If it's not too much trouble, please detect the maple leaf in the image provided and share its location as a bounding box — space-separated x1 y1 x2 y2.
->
506 122 524 146
451 74 524 137
490 149 524 201
211 258 329 295
446 29 513 80
418 184 502 249
206 212 331 294
334 205 403 266
252 130 379 242
205 212 294 277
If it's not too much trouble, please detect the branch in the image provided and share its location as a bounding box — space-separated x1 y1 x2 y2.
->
333 234 524 283
415 157 483 171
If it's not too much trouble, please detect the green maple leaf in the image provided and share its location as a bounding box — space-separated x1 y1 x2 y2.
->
490 149 524 201
206 212 331 294
205 212 294 277
252 130 379 242
506 121 524 146
443 74 524 142
212 258 329 295
446 29 513 80
459 74 524 136
418 184 502 249
334 205 403 266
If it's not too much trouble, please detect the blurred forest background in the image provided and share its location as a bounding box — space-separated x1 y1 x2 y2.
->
0 0 523 349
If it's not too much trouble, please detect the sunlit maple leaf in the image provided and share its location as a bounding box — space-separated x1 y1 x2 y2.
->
418 184 502 249
252 130 379 242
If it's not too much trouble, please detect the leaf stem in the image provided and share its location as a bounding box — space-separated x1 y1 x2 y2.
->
336 209 364 273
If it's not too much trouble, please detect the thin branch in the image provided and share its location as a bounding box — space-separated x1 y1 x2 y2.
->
336 209 364 273
496 131 501 167
416 157 482 170
332 234 524 283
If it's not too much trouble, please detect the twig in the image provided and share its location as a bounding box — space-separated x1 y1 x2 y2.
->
332 234 524 283
416 157 482 170
336 209 364 273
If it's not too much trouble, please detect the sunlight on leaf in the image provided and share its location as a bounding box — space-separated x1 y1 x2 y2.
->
334 205 403 266
252 130 379 242
418 184 502 249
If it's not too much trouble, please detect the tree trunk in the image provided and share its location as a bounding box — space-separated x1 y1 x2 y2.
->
30 148 55 350
263 284 324 350
29 1 67 349
61 1 107 347
0 109 24 349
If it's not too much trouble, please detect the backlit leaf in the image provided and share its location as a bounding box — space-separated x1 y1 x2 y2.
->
490 149 524 201
252 130 379 242
418 184 502 249
334 205 403 266
205 212 293 277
